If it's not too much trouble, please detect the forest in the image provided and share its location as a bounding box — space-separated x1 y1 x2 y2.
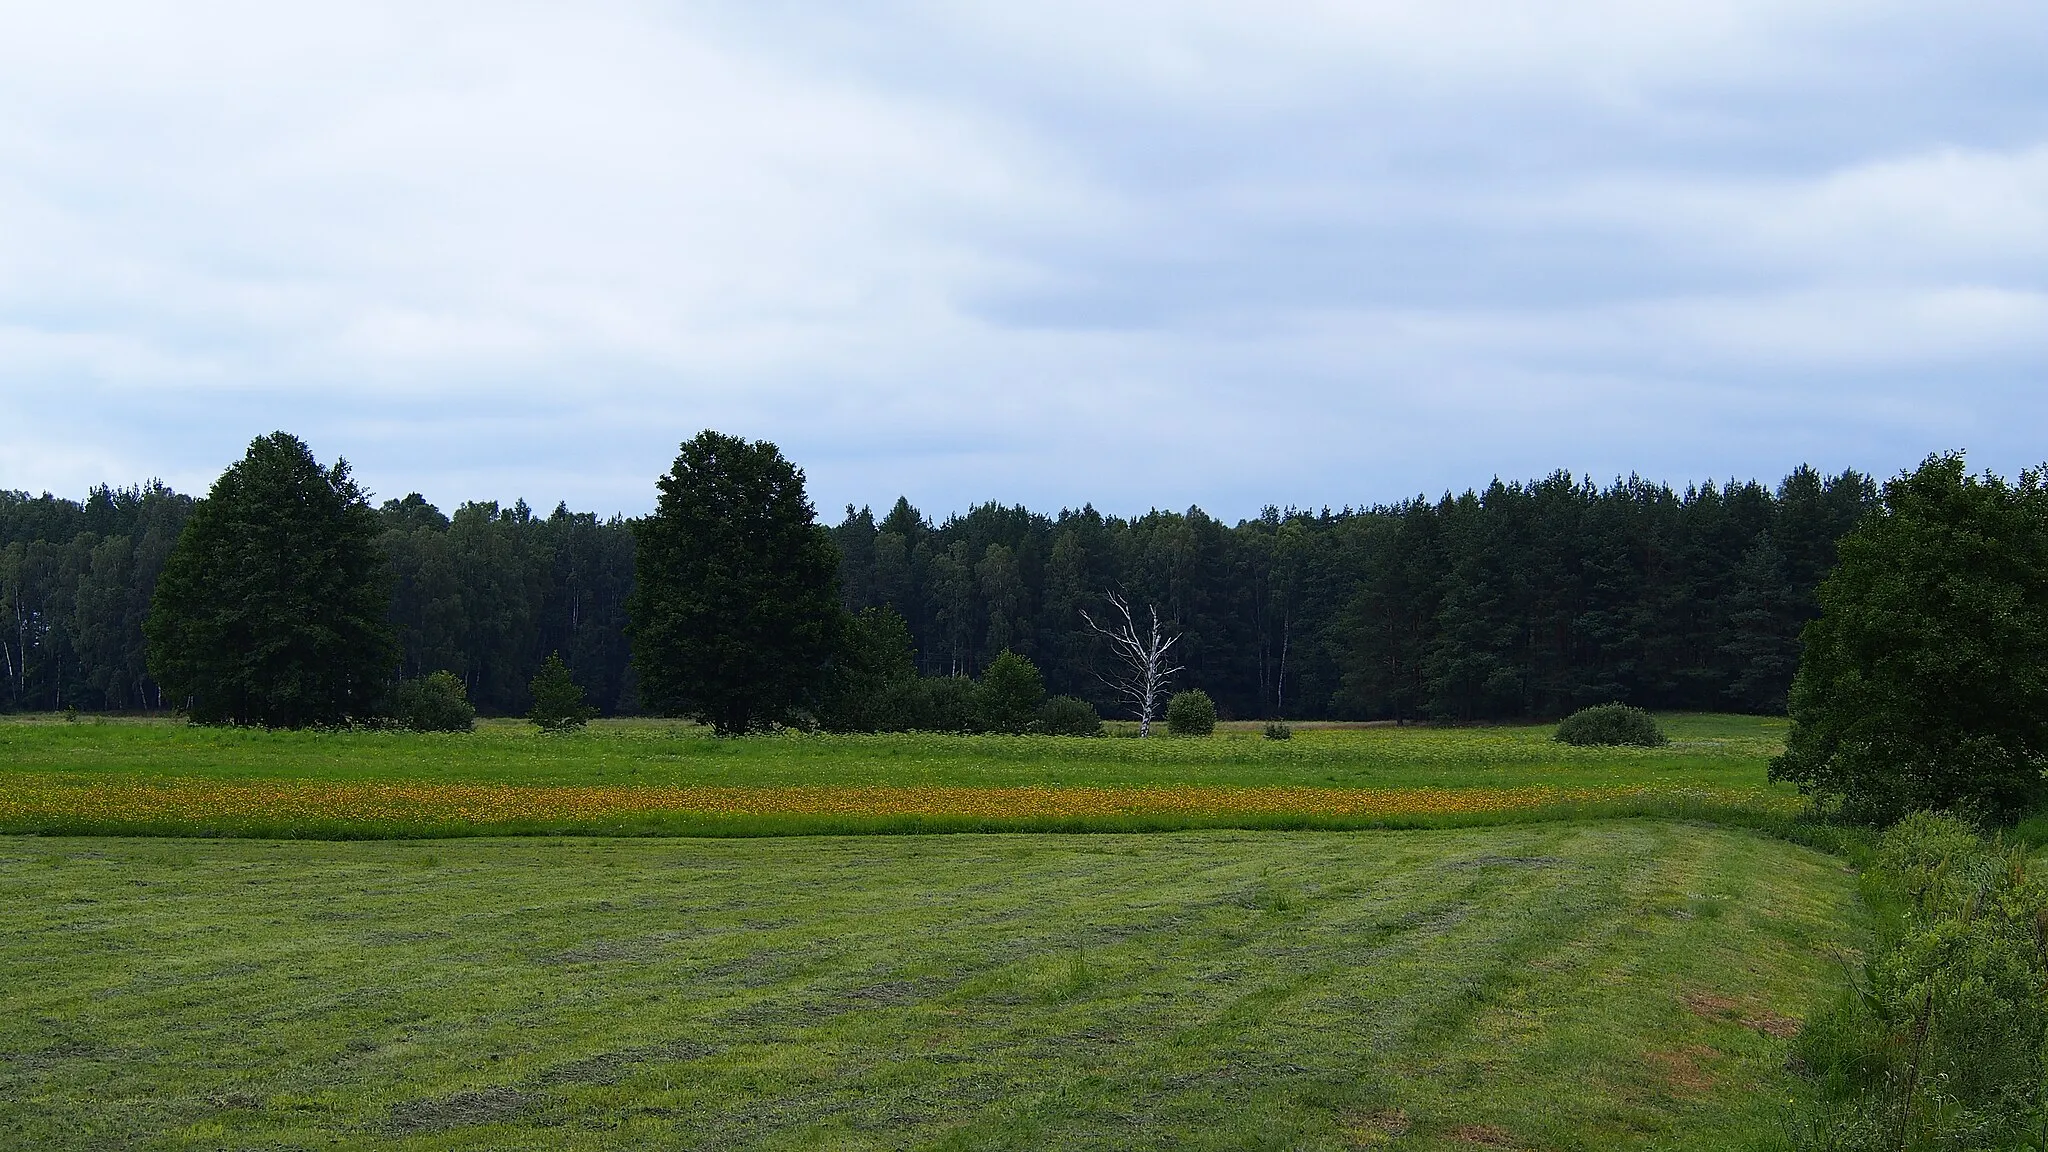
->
0 465 1874 723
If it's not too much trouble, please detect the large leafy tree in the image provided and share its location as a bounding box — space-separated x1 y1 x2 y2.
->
1770 455 2048 823
145 433 396 727
628 432 841 734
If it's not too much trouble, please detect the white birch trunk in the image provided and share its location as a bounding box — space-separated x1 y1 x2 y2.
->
1080 592 1183 737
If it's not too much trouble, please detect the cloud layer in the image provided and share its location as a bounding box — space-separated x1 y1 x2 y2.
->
2 2 2044 518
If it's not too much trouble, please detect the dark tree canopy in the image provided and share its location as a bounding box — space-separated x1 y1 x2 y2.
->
12 459 1873 726
378 496 637 719
818 606 920 733
831 466 1875 724
628 432 842 735
144 433 396 727
1770 455 2048 823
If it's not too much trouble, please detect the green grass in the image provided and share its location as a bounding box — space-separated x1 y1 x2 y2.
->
0 711 1785 790
1 822 1859 1150
0 712 1800 839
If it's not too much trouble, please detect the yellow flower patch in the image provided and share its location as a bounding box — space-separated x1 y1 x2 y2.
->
0 776 1790 829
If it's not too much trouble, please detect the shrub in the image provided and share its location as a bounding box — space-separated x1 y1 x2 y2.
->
975 651 1046 734
1165 690 1216 737
1263 722 1293 741
1038 695 1103 737
528 653 596 733
904 676 980 734
1789 812 2048 1149
389 671 475 733
1553 703 1666 747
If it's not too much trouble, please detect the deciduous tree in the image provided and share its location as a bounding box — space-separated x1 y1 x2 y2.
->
818 606 919 733
975 649 1045 734
627 432 841 735
1770 455 2048 822
145 433 394 727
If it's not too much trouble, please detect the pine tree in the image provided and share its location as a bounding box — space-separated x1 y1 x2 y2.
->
527 652 594 732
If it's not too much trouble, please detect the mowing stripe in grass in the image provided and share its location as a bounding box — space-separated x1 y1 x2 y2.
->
0 824 1860 1150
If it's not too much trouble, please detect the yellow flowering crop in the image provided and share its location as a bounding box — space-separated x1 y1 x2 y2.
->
0 775 1790 830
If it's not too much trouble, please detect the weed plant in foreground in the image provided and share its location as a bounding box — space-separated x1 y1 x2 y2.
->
0 823 1860 1150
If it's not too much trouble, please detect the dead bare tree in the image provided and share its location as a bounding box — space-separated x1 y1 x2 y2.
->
1080 592 1183 737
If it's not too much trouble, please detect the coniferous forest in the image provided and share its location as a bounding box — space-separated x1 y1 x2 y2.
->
0 463 1875 722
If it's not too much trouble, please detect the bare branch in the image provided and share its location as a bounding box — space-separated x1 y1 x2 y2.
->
1080 591 1182 737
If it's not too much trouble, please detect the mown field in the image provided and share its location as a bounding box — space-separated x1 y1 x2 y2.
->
0 713 1863 1148
2 823 1858 1151
0 714 1794 837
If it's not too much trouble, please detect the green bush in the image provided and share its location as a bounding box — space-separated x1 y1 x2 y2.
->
1165 690 1216 737
1553 703 1666 747
975 651 1046 734
528 653 596 733
1038 695 1103 737
1263 722 1293 741
389 671 475 733
1789 812 2048 1150
904 676 979 734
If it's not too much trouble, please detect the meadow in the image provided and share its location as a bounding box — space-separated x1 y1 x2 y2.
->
0 713 1794 838
0 713 1865 1149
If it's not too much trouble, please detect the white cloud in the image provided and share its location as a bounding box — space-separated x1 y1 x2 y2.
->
1551 144 2048 279
0 2 2043 516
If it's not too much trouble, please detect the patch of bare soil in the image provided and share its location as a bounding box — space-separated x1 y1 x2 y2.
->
1341 1107 1411 1145
1683 990 1803 1038
1745 1010 1802 1038
1681 991 1740 1017
1645 1045 1717 1093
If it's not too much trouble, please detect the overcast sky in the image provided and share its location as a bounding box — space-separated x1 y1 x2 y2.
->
2 2 2044 521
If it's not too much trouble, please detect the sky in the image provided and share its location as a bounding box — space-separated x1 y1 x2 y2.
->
2 2 2045 522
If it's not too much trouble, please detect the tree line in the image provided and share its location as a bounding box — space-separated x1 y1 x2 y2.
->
831 466 1873 721
2 445 1873 722
2 478 636 718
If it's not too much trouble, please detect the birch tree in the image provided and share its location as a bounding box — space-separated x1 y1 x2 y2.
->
1080 591 1182 737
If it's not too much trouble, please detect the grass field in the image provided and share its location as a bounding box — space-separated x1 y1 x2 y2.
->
2 822 1858 1151
0 713 1795 838
0 712 1862 1148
